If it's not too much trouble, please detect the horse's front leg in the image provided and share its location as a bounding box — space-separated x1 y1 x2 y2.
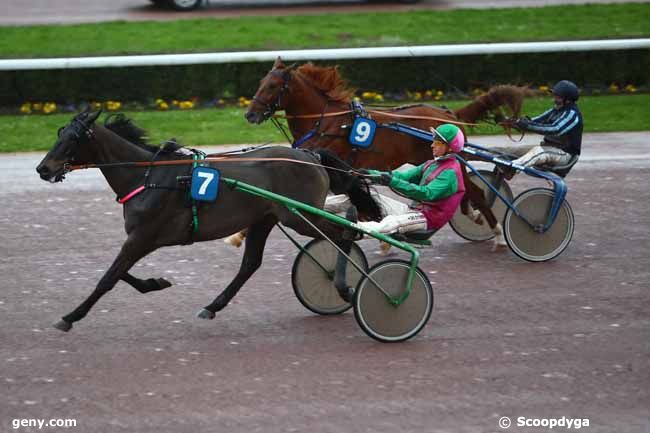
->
54 233 156 332
197 215 277 320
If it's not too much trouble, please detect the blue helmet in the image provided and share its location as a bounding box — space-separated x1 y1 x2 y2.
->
552 80 580 102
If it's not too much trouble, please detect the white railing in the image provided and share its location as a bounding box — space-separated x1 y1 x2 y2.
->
1 39 649 71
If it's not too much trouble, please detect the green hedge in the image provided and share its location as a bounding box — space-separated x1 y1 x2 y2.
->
1 49 648 107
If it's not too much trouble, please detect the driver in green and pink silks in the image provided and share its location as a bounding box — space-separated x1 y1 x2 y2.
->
353 123 466 235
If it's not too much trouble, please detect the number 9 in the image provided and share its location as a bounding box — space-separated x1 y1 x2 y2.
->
355 121 371 143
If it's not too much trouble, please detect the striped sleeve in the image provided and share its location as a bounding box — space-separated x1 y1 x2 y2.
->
531 108 554 123
526 109 579 136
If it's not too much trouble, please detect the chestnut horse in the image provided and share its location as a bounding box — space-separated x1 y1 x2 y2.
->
239 58 532 248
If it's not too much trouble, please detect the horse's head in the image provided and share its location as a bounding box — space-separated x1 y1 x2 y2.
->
36 108 102 183
245 57 297 124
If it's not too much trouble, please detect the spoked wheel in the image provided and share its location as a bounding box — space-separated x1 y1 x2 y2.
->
504 188 575 262
449 169 513 241
354 260 433 343
292 239 368 315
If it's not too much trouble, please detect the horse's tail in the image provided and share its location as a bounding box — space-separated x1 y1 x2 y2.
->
454 84 538 124
314 149 383 222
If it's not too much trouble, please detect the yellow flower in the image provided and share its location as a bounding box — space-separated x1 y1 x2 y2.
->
106 101 122 111
32 102 43 111
43 102 57 114
179 100 194 110
424 90 433 97
20 103 32 114
539 85 550 93
91 102 102 111
361 91 376 100
608 83 620 93
624 84 637 93
157 101 169 111
413 92 422 101
373 94 384 102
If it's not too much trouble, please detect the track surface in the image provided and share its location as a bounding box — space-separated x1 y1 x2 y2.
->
1 133 649 432
1 0 646 25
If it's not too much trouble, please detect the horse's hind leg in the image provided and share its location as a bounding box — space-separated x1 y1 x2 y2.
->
55 233 156 332
224 228 248 248
465 179 507 250
333 206 359 302
198 215 277 319
121 273 172 294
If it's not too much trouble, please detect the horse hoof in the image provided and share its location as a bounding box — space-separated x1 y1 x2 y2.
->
156 278 172 289
53 319 72 332
197 309 215 320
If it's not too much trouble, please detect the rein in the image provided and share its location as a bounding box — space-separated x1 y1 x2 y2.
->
272 109 477 126
66 155 362 176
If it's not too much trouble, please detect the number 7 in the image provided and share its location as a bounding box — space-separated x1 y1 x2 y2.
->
197 171 214 195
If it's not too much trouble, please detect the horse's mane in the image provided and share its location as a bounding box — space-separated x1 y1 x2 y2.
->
103 113 184 154
295 63 356 103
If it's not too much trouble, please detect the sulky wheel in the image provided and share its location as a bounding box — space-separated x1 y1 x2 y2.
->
292 239 368 315
449 169 513 241
504 188 574 262
354 259 433 343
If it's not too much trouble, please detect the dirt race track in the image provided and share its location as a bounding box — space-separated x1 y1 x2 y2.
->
1 133 649 432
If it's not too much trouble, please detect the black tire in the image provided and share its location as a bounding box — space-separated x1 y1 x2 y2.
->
354 259 433 343
449 170 513 242
292 239 368 315
166 0 202 11
504 188 575 262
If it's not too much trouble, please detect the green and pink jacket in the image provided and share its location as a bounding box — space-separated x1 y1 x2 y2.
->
374 156 465 230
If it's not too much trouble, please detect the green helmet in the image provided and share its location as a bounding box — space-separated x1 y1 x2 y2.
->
434 124 465 153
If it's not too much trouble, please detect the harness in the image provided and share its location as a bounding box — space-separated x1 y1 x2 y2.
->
116 145 207 243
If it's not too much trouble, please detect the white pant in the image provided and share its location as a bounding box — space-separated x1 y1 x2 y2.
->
325 194 427 235
511 144 572 168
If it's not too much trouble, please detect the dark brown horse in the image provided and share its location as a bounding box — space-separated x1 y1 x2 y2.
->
36 110 381 332
242 57 533 249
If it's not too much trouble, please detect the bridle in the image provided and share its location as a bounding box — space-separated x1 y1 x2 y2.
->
56 114 96 180
251 68 292 121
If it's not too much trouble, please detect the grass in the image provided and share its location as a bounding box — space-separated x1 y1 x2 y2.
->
0 4 649 58
2 94 647 154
